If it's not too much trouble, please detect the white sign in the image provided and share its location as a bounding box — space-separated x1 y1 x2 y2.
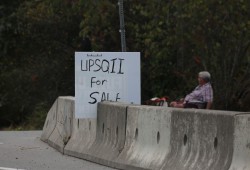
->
75 52 141 118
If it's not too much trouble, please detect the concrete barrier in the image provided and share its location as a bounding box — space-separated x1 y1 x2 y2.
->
229 114 250 170
64 116 96 158
159 109 249 170
113 105 250 170
114 105 173 170
70 101 129 167
40 98 58 142
42 99 250 170
47 96 74 153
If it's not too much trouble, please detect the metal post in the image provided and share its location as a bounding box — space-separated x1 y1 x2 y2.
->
118 0 126 52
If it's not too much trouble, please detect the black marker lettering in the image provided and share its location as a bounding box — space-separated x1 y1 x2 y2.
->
102 79 107 85
118 58 124 74
94 59 101 72
101 92 109 101
90 77 96 88
101 60 110 73
89 92 99 104
81 60 88 71
110 58 117 73
116 93 121 101
89 59 94 71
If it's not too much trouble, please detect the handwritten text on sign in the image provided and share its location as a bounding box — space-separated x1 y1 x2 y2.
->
75 52 140 118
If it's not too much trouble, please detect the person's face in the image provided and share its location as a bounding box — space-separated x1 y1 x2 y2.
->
198 76 205 85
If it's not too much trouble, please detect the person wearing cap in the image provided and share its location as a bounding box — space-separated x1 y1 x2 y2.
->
170 71 213 109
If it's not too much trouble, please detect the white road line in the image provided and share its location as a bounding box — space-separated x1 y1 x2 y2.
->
0 167 26 170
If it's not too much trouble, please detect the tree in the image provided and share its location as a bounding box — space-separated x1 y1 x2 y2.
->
0 0 249 129
0 0 82 128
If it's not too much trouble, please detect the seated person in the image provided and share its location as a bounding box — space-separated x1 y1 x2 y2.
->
170 71 213 109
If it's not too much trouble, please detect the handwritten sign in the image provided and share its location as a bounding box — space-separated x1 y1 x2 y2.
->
75 52 140 118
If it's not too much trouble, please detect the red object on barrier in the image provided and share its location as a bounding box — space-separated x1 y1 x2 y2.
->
144 96 169 106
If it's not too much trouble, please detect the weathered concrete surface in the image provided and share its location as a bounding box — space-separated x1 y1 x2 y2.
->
47 96 74 153
40 99 58 142
160 109 237 170
41 99 250 170
229 114 250 170
64 116 96 158
72 101 129 167
114 105 172 170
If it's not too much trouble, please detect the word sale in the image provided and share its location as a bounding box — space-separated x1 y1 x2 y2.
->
88 92 121 104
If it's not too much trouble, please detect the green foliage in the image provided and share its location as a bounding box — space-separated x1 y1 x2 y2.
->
0 0 250 129
79 0 120 51
24 102 50 130
120 0 250 110
0 0 79 128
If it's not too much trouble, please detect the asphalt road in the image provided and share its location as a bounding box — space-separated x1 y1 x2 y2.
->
0 131 117 170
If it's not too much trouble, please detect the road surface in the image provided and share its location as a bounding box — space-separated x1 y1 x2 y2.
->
0 131 117 170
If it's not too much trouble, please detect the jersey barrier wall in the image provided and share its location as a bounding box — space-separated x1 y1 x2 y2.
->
41 97 250 170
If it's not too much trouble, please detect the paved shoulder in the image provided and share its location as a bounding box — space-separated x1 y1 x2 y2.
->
0 131 117 170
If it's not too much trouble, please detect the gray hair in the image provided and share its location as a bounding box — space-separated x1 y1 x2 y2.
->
199 71 211 82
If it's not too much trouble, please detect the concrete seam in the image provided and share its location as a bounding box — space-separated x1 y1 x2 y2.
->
123 105 128 153
117 105 128 157
47 99 58 141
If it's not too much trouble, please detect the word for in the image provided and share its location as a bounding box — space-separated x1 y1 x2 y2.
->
90 77 122 89
90 77 107 88
88 92 121 104
81 58 124 74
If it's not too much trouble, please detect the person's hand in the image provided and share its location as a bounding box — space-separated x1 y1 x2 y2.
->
170 101 177 107
179 98 184 102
